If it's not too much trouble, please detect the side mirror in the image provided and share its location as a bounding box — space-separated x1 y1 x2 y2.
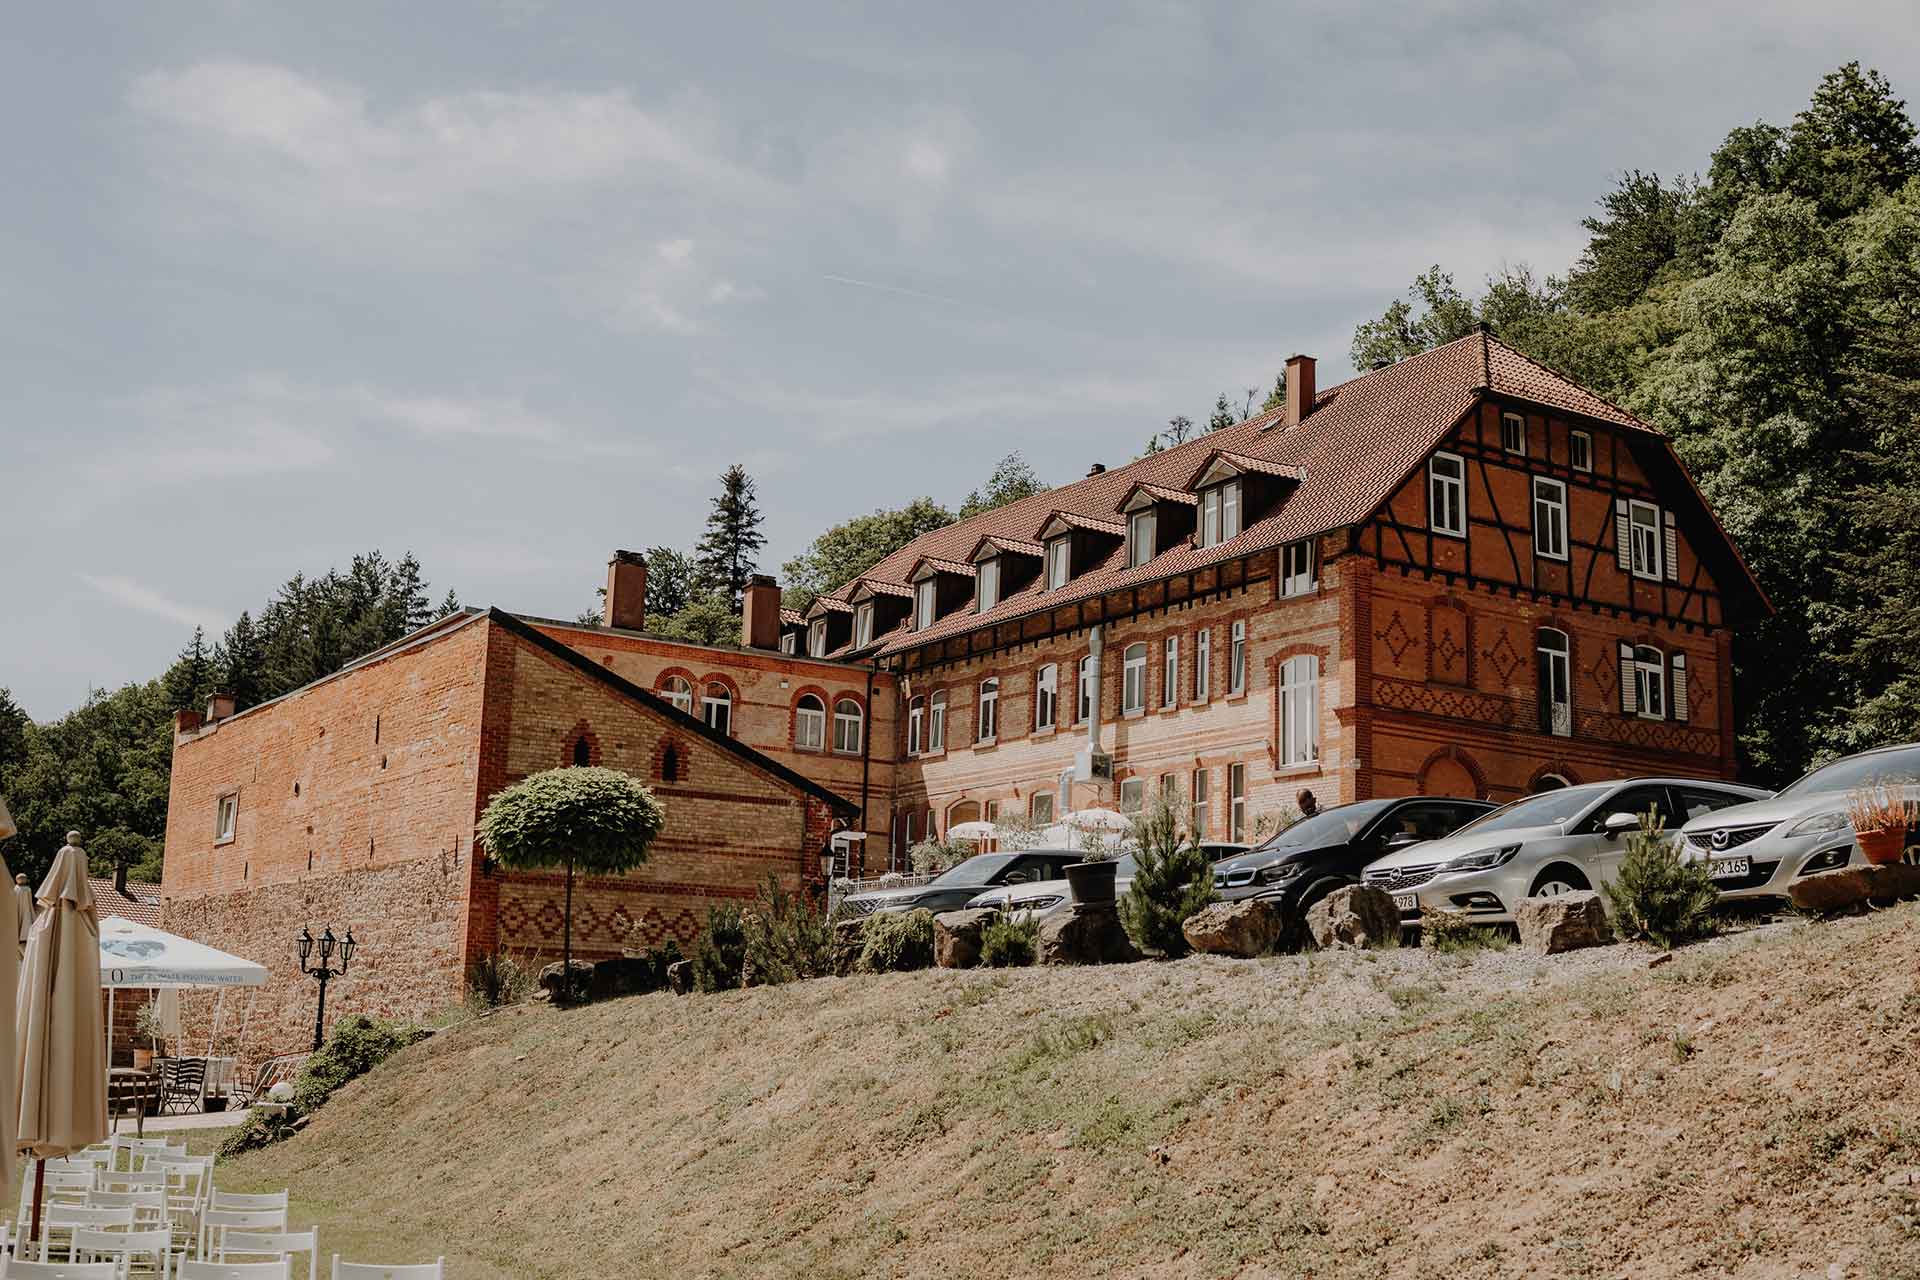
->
1602 812 1640 839
1005 871 1028 885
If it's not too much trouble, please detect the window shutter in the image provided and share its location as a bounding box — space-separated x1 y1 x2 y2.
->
1670 652 1688 722
1618 641 1637 715
1662 511 1679 582
1614 500 1632 570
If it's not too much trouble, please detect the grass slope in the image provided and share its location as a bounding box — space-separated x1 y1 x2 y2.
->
224 906 1920 1279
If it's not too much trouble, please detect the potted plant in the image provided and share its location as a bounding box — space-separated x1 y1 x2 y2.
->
1065 825 1120 904
1846 784 1914 866
132 1001 165 1070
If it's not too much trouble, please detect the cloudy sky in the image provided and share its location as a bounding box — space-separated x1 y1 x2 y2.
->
5 1 1916 720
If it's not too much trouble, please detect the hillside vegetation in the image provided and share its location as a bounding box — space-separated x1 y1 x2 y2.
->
221 906 1920 1279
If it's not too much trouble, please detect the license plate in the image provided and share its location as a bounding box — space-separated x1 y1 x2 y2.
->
1393 893 1419 912
1710 857 1750 880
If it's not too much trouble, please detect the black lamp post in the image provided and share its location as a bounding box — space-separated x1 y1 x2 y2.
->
297 925 356 1051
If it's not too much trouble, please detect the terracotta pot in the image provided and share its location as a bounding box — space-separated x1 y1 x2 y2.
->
1856 826 1907 867
1065 860 1117 904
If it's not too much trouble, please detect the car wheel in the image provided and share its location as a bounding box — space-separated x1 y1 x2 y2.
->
1530 866 1590 898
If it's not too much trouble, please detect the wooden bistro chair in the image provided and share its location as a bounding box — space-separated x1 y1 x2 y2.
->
71 1225 176 1279
217 1229 319 1280
331 1260 445 1280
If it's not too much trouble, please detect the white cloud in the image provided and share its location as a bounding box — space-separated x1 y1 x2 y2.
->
78 574 226 635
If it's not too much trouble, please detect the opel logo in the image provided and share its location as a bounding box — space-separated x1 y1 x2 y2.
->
1710 829 1729 850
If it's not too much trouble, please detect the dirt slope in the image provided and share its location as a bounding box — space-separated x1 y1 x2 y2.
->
224 905 1920 1279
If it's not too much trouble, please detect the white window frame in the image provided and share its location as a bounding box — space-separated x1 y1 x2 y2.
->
1199 487 1221 548
1570 429 1593 473
660 676 693 715
1128 510 1156 568
1279 654 1319 766
1119 778 1145 814
1229 620 1246 695
1532 476 1568 561
1537 629 1571 738
915 579 937 629
1162 636 1179 708
976 557 1000 612
1633 646 1666 720
795 694 826 751
1046 538 1071 589
1035 663 1058 732
1229 764 1247 843
833 698 863 754
1077 656 1094 722
214 791 238 845
1628 500 1662 580
907 696 925 755
779 632 797 655
1501 411 1527 455
702 682 733 735
1192 769 1211 837
1430 452 1466 537
1121 643 1147 714
1199 481 1243 549
854 603 875 647
807 621 826 657
928 691 946 751
1030 791 1055 825
1281 539 1316 597
1194 628 1211 702
977 677 999 742
1222 479 1241 541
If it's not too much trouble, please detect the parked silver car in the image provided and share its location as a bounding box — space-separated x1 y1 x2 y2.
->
1677 742 1920 901
1362 777 1770 925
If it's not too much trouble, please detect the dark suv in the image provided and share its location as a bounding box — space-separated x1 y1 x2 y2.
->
839 849 1083 916
1211 796 1494 913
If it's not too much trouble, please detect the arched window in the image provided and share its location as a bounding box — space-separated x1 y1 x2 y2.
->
1533 772 1570 792
795 695 825 751
660 676 693 714
977 678 999 742
1537 628 1571 738
1279 654 1319 765
1077 655 1095 721
703 682 733 735
928 691 947 751
1633 646 1666 720
660 745 681 783
572 737 591 767
1034 663 1058 731
1121 643 1147 713
907 695 926 755
833 698 863 754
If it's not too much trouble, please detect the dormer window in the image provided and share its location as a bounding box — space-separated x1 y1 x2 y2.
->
854 602 875 647
1128 510 1156 568
1198 480 1242 549
977 557 1000 612
915 578 937 629
808 619 826 656
1047 538 1071 589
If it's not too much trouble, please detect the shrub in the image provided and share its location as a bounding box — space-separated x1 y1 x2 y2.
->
1603 808 1720 950
692 904 749 992
859 909 936 972
290 1015 431 1114
1421 908 1509 954
465 949 537 1011
217 1108 299 1159
742 875 836 986
978 913 1039 967
1117 796 1216 958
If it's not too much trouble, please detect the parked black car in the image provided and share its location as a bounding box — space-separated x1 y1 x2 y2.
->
1211 796 1495 913
839 849 1084 916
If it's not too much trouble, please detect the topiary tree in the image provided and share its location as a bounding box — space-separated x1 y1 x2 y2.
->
1602 807 1720 950
1118 795 1217 958
477 765 666 1000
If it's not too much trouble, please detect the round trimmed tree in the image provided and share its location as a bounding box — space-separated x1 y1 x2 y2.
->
477 765 667 1000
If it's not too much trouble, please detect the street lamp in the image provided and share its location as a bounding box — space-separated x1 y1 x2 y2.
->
297 925 356 1051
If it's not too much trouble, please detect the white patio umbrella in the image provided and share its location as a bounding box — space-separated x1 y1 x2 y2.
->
98 917 270 989
946 821 999 841
1064 807 1132 833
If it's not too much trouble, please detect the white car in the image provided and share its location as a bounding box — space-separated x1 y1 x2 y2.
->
963 879 1072 921
1677 742 1920 901
1362 777 1769 926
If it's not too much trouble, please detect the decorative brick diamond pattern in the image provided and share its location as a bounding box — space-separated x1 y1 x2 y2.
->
1373 677 1516 728
1482 629 1523 685
1376 612 1415 665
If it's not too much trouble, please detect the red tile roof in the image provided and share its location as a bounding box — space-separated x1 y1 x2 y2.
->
811 332 1683 660
90 878 163 929
1116 482 1200 511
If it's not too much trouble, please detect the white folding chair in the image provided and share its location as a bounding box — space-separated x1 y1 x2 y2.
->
198 1210 287 1262
72 1226 175 1279
86 1188 170 1232
218 1229 317 1280
207 1194 288 1213
2 1260 128 1279
331 1260 444 1280
35 1205 137 1263
177 1262 290 1280
97 1171 168 1193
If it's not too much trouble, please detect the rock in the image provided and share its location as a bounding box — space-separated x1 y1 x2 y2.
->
830 917 869 976
1647 952 1674 969
536 959 593 1001
1036 902 1141 966
933 909 995 969
1305 886 1401 949
1181 898 1294 957
1788 862 1920 913
1514 890 1613 955
665 959 693 995
585 954 660 1000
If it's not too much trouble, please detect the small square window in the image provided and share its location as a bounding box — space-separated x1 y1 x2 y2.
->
1501 412 1526 455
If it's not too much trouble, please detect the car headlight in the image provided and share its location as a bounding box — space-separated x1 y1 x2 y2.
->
1257 862 1307 885
1786 811 1848 837
1442 844 1522 873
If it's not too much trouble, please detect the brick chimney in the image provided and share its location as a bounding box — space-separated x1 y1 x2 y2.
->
173 708 204 737
741 575 782 650
604 550 649 631
1284 353 1317 427
205 691 236 723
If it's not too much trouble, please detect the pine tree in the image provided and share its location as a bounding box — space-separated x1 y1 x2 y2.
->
1117 795 1218 958
693 465 767 611
162 628 215 711
219 611 268 711
437 588 461 618
1207 393 1238 431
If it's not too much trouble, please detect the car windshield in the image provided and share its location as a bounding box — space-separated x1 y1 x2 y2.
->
1252 800 1396 852
926 853 1019 889
1777 745 1920 797
1452 785 1608 835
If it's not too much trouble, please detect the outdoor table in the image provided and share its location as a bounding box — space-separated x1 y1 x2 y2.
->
108 1066 157 1136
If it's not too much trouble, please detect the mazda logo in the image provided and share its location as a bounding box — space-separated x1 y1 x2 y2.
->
1710 829 1729 850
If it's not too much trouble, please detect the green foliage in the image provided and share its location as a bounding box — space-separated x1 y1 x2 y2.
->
1421 908 1510 955
958 452 1050 520
692 904 748 992
1117 796 1216 958
979 912 1039 967
290 1015 430 1114
646 593 742 646
781 498 956 612
217 1108 299 1160
477 766 665 876
466 950 537 1011
1207 393 1239 432
1602 809 1720 950
741 875 836 985
909 836 972 876
858 909 936 972
693 464 767 611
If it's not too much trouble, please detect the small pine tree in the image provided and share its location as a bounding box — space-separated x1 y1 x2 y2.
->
1117 795 1217 958
692 904 748 992
694 464 768 611
1207 392 1238 431
1601 808 1721 950
741 874 835 985
219 611 267 710
162 628 215 711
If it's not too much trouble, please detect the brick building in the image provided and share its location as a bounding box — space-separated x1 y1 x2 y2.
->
161 327 1766 1055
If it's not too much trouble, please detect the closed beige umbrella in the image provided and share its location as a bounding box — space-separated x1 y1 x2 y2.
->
17 833 106 1245
15 873 34 956
0 807 18 1189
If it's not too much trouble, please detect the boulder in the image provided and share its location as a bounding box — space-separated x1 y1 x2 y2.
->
586 954 658 1000
665 959 693 995
830 917 869 976
1514 891 1613 955
1037 902 1141 966
933 909 996 969
1306 886 1401 949
1789 862 1920 913
536 959 593 1002
1181 898 1294 958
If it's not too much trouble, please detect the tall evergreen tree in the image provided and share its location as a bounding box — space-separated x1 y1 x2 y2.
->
694 465 767 611
1207 394 1238 432
219 611 268 711
0 687 28 790
162 628 216 711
